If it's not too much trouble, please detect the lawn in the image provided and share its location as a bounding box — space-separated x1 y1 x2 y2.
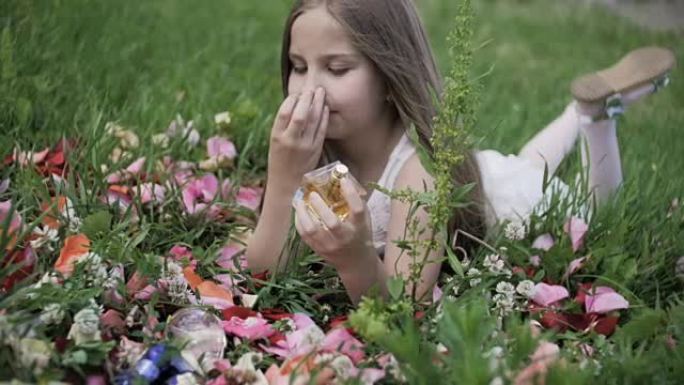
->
1 0 683 383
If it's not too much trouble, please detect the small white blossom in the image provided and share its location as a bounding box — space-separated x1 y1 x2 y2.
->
495 281 515 296
493 293 515 316
214 111 232 128
516 280 536 298
29 226 59 251
68 306 101 345
483 254 507 275
39 303 65 325
467 268 482 287
503 221 526 240
15 338 52 375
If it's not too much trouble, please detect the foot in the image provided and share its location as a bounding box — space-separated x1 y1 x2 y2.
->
571 46 676 119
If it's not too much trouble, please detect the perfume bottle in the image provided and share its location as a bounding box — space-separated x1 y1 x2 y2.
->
293 161 364 221
165 307 227 373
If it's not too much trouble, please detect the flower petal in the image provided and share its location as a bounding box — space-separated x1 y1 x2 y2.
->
564 217 588 252
531 234 555 251
54 234 90 276
207 136 237 159
585 286 629 314
531 283 569 307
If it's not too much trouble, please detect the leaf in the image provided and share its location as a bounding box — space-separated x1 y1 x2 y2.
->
615 308 666 343
82 211 112 239
444 238 464 278
387 276 405 300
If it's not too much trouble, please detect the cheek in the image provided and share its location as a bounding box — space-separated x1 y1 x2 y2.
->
287 73 302 96
333 73 385 116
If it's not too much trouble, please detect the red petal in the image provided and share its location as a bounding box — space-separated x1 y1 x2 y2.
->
540 311 568 332
594 315 619 336
222 306 258 320
565 313 592 331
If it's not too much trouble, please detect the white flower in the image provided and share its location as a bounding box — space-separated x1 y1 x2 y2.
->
516 280 536 298
467 268 482 287
29 226 59 251
493 294 515 315
483 254 507 275
214 111 232 128
39 303 65 325
495 281 515 296
504 221 526 240
68 306 101 345
152 133 170 148
484 346 504 371
15 338 52 375
233 352 268 385
490 377 504 385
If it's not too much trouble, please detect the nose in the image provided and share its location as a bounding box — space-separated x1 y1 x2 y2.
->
301 72 320 94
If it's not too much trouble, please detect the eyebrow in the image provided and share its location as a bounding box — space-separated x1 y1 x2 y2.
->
289 53 358 61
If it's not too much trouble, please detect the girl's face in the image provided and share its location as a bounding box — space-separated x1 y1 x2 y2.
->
288 6 390 139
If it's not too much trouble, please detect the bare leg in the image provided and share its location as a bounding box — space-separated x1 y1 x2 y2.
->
578 114 623 205
518 102 580 175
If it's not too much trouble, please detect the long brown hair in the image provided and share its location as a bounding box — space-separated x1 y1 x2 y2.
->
280 0 486 247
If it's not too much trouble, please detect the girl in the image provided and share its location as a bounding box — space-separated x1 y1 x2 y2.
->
245 0 675 304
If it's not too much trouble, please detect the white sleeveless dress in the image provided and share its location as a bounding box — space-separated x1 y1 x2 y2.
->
366 134 571 255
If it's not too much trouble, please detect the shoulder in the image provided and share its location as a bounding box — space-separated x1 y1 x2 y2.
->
394 152 435 192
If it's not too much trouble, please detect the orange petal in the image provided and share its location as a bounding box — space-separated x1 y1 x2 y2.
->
40 196 68 230
197 280 233 302
183 266 203 290
55 233 90 276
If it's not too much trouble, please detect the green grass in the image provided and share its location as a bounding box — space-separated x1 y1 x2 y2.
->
1 0 683 305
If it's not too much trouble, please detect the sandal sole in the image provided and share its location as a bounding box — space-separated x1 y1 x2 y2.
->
571 46 676 103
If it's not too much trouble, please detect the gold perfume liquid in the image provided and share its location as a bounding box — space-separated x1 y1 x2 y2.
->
302 164 350 220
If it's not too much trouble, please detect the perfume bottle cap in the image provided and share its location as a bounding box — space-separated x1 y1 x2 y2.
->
332 164 348 179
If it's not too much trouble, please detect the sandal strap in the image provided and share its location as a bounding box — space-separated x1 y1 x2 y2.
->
653 73 671 92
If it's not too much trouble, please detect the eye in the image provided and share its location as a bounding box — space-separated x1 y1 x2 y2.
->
328 67 349 76
292 66 307 74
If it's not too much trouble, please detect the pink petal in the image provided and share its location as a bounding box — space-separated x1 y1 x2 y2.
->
529 255 542 267
31 148 50 164
0 178 10 194
207 136 237 159
532 234 555 251
292 313 316 330
0 200 23 234
217 244 246 271
236 186 263 211
181 186 199 214
531 283 569 307
134 284 158 301
321 328 365 364
223 316 275 340
432 285 443 303
126 157 146 174
564 217 588 252
200 296 234 310
137 183 166 204
585 286 629 314
100 309 126 331
563 256 587 280
86 375 107 385
199 174 219 201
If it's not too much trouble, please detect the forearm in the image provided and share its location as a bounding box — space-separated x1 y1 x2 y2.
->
245 182 298 273
336 250 388 305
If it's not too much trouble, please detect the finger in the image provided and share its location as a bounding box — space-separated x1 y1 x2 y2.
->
340 177 365 223
306 88 326 141
287 90 314 137
309 192 340 231
273 94 299 133
295 200 315 234
313 105 330 146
